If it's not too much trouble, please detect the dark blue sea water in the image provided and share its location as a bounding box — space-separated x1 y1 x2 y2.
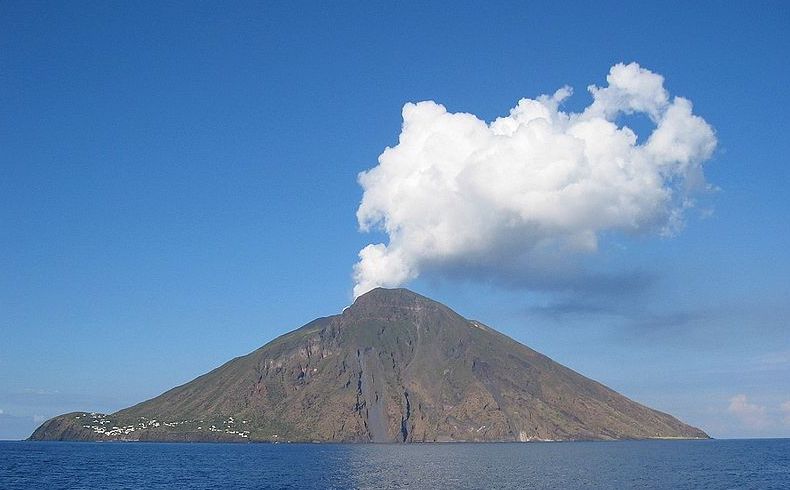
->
1 439 788 489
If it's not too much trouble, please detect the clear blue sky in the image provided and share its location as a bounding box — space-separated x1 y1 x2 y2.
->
1 1 788 440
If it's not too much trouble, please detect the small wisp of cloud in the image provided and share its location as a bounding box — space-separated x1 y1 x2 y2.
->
352 63 716 298
782 401 790 426
728 394 769 429
726 395 790 433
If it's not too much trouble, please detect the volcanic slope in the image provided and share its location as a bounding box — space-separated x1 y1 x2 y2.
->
31 288 708 442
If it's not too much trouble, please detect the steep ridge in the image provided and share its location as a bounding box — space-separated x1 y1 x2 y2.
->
30 288 708 442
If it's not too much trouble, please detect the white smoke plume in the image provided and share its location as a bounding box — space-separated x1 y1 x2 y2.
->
353 63 716 298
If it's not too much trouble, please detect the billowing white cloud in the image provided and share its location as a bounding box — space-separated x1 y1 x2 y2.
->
728 394 769 429
353 63 716 298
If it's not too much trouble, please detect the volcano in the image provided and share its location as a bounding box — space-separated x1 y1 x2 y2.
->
31 288 707 442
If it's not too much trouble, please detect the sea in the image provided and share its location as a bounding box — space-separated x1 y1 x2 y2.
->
1 439 788 489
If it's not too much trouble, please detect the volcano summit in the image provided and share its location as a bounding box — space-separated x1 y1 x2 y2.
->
31 288 707 442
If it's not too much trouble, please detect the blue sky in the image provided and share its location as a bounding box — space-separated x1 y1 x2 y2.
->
1 1 788 440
